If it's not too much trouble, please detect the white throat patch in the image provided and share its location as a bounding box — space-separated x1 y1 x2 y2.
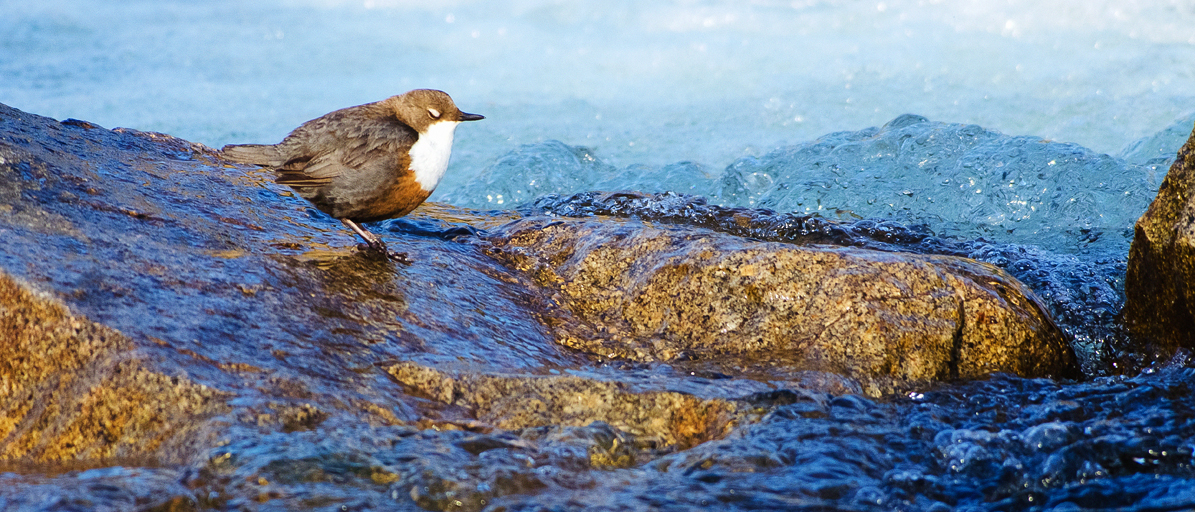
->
408 120 459 192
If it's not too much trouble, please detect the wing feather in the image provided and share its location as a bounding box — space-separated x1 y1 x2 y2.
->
273 104 417 187
220 144 285 166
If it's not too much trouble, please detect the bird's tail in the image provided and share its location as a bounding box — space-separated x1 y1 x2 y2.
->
220 144 285 166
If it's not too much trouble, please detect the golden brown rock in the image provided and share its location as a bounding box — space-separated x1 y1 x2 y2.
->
1125 125 1195 351
387 361 738 449
0 273 227 463
485 218 1078 396
0 99 1101 508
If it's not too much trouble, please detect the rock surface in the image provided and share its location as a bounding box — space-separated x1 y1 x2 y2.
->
1125 124 1195 351
523 190 1127 372
0 273 226 463
485 217 1077 396
0 102 585 464
387 362 740 449
0 101 1080 508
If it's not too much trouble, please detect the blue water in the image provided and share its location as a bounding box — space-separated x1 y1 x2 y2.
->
5 1 1195 510
445 115 1178 256
3 0 1194 205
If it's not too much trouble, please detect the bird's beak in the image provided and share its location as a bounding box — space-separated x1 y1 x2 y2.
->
459 112 485 122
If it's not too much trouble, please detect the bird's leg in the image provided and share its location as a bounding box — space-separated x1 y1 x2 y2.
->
341 219 385 250
341 219 411 264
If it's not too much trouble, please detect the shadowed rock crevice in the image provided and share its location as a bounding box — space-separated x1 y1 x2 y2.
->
950 297 965 381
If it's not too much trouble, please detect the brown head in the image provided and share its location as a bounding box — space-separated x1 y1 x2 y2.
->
383 89 484 133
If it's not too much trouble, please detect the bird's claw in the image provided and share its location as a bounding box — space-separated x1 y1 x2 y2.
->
386 250 412 265
356 241 412 265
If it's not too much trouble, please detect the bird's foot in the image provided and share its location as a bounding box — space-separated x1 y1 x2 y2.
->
343 219 411 264
356 241 412 265
387 250 413 265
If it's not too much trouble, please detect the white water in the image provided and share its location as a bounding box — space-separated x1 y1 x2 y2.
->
3 0 1194 211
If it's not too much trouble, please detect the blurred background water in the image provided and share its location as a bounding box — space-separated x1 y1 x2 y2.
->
3 0 1193 207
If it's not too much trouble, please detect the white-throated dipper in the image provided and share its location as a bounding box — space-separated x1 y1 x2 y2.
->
221 89 483 261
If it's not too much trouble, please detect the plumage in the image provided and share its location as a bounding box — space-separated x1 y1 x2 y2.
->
221 144 284 166
220 89 483 261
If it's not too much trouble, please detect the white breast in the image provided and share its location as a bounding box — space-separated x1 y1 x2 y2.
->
407 120 459 192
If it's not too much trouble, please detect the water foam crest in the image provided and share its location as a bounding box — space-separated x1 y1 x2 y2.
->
718 115 1162 253
446 114 1164 255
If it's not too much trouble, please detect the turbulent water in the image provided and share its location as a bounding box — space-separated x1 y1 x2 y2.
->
446 114 1178 255
3 0 1195 185
4 0 1193 251
4 0 1195 510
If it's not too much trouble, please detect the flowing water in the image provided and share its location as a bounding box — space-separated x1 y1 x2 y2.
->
4 0 1195 510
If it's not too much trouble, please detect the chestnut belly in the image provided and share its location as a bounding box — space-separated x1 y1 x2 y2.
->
298 177 433 223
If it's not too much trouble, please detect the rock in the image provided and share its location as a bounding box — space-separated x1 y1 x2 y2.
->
0 101 580 469
0 273 227 462
387 361 738 449
0 100 1081 507
1125 125 1195 350
526 191 1127 363
484 217 1079 396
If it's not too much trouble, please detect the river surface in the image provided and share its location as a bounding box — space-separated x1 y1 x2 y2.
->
3 0 1194 185
3 1 1195 510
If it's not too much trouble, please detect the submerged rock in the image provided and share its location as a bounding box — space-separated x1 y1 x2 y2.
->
387 362 739 449
485 217 1078 396
0 273 227 463
1125 124 1195 351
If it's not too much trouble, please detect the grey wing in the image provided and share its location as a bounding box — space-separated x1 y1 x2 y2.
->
221 144 285 166
275 110 418 188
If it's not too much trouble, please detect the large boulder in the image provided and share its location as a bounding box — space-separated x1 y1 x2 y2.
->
485 218 1078 396
0 101 1079 507
0 102 577 467
1125 125 1195 350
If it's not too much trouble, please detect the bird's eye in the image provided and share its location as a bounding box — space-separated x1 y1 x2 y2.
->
428 108 441 119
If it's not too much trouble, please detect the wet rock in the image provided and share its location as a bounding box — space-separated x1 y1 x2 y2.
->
1125 124 1195 351
0 272 227 463
484 217 1079 396
0 100 579 470
529 191 1128 376
0 466 198 511
387 362 739 449
0 100 1104 509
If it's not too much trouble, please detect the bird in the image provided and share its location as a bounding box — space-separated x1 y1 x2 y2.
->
221 89 483 262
